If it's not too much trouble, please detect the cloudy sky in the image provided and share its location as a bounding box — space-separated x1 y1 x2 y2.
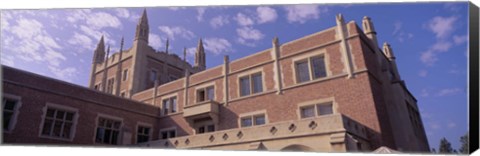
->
0 2 469 150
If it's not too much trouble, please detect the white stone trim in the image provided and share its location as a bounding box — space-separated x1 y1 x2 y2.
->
2 93 22 133
37 102 79 142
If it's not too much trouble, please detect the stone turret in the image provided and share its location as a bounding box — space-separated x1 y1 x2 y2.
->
362 16 379 48
194 38 206 71
134 9 149 43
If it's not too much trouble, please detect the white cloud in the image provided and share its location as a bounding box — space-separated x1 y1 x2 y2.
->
68 32 94 50
1 55 15 66
203 38 233 55
48 66 78 82
392 21 402 35
418 70 428 77
284 5 325 24
420 89 429 97
11 18 43 39
168 7 187 11
210 15 230 29
115 8 130 19
436 88 462 96
236 26 265 47
196 7 206 22
235 13 254 26
86 12 122 29
256 6 278 24
426 16 458 39
44 50 67 67
79 25 115 46
453 35 468 45
447 121 456 129
149 33 164 50
158 26 195 40
420 41 452 66
429 122 441 130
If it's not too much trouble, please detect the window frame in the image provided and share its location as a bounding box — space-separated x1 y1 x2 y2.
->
136 122 153 144
122 69 128 81
239 72 264 97
2 94 22 133
38 103 78 141
293 54 328 84
297 98 336 120
238 110 268 128
93 114 123 145
162 96 177 116
159 127 177 140
106 77 115 94
196 86 215 103
149 69 158 82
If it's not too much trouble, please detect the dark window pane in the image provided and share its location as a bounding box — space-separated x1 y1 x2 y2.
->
113 121 121 129
65 112 74 121
311 56 327 79
62 123 72 138
161 132 168 139
198 90 205 102
171 98 177 113
104 129 112 144
42 119 53 135
52 121 63 137
252 74 263 94
96 128 105 143
317 103 333 116
137 127 143 133
241 118 252 127
144 127 150 134
55 111 65 119
207 87 214 100
3 112 13 130
301 106 315 118
46 109 55 118
169 130 176 138
207 125 215 132
111 131 119 145
296 61 310 83
98 118 106 126
4 99 16 110
240 77 250 96
254 115 266 125
198 127 205 134
106 120 113 128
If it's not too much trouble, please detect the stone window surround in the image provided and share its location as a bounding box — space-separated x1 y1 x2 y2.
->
2 93 22 133
159 126 177 139
238 110 268 128
93 113 124 145
160 93 178 116
291 48 331 84
136 122 153 143
193 82 216 104
296 97 337 120
149 69 158 82
122 69 129 81
38 102 79 142
94 82 102 91
106 76 116 94
235 67 267 98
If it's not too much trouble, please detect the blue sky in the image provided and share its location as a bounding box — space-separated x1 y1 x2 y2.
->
0 2 469 150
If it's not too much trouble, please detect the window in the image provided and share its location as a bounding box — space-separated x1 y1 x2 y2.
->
94 83 102 91
169 75 179 82
197 86 214 103
162 96 177 115
122 69 128 81
300 102 333 119
40 107 76 139
137 126 151 143
160 129 176 139
240 114 266 127
106 78 115 94
197 124 215 134
239 73 263 97
150 70 157 82
3 97 20 131
120 91 126 98
295 55 327 83
95 117 122 145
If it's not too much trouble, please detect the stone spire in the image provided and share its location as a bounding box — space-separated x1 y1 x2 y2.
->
134 8 149 43
165 38 169 54
93 35 106 63
383 42 395 60
194 38 206 70
362 16 378 47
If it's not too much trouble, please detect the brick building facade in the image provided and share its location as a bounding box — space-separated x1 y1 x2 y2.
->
2 9 429 153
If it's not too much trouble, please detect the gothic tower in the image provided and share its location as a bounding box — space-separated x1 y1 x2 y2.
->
135 9 149 43
194 38 206 71
89 35 105 89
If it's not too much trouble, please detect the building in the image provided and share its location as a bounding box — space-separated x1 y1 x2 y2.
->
2 9 430 153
